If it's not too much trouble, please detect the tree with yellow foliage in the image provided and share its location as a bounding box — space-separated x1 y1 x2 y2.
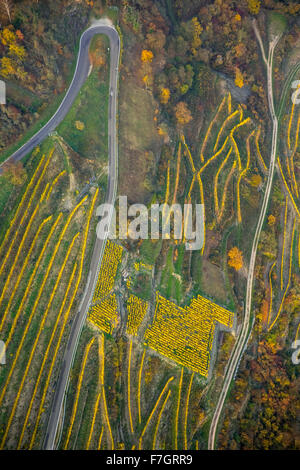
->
160 87 170 105
247 0 261 15
75 120 85 131
234 67 244 88
268 215 276 226
175 101 192 126
9 43 26 60
0 56 15 77
0 27 15 45
228 247 243 271
249 173 262 187
191 17 203 55
141 49 153 63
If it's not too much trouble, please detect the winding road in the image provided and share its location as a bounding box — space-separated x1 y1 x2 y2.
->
208 22 281 450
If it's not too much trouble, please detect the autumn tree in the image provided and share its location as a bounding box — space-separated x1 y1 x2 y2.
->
160 87 170 104
181 16 203 57
0 27 26 79
0 56 14 77
268 215 276 226
146 30 166 53
228 247 243 271
235 67 244 88
75 120 85 131
141 49 153 63
174 101 192 125
247 0 261 15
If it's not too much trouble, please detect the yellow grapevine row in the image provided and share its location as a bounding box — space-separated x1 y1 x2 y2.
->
0 196 87 408
29 189 99 448
213 109 239 154
0 151 47 257
214 147 232 216
281 197 288 291
126 295 148 336
172 142 182 204
268 219 296 331
289 114 300 198
152 389 171 450
88 294 119 335
86 392 102 450
138 376 174 449
18 262 77 449
2 214 62 352
217 160 237 223
255 127 267 173
0 181 50 311
277 157 300 218
127 340 134 434
144 293 233 377
93 240 123 302
236 130 255 224
1 233 79 449
184 372 194 450
174 368 183 450
99 334 114 450
64 337 96 449
46 170 66 201
0 214 52 333
200 95 227 163
267 261 276 326
287 83 300 150
138 349 146 425
0 150 52 278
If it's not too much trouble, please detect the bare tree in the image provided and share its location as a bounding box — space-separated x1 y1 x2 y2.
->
0 0 13 23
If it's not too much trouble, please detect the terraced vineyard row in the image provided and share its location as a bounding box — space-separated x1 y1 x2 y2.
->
0 147 100 449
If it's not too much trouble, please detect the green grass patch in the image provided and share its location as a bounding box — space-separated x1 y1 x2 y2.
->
57 35 109 162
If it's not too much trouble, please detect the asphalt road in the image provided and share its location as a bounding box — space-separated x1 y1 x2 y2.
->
208 22 281 450
40 21 120 450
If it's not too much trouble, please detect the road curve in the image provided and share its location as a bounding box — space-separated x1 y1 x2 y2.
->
0 22 118 170
41 22 120 450
208 23 280 450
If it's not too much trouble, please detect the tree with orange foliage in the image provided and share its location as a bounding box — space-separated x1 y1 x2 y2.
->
141 49 153 63
228 247 243 271
175 101 192 125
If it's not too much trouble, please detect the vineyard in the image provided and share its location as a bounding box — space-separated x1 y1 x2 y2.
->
158 93 267 257
60 328 207 450
262 77 300 337
88 240 123 335
144 293 234 378
0 143 100 449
